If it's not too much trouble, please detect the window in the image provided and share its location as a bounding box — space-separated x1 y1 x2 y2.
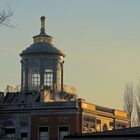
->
21 133 28 140
83 116 96 133
58 127 69 140
109 122 114 127
116 122 126 129
44 69 53 86
32 73 40 86
91 118 96 123
5 128 15 140
103 124 108 131
96 119 101 124
39 127 49 140
29 67 40 86
83 117 95 123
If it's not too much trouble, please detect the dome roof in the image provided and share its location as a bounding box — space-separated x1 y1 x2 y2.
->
20 42 65 57
20 16 65 57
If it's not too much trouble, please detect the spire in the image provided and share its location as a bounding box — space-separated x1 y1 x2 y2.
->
33 16 53 43
40 16 46 33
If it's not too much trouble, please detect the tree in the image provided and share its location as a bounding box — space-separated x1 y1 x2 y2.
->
133 99 140 126
0 5 13 27
123 82 134 127
124 81 140 127
135 81 140 125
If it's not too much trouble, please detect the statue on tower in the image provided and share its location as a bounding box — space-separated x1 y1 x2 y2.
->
40 16 46 34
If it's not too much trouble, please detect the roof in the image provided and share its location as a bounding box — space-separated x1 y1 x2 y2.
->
64 127 140 139
20 16 65 57
20 42 65 57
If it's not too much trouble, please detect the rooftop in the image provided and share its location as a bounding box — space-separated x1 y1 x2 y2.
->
20 16 65 57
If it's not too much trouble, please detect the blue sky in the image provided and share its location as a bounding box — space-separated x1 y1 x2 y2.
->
1 0 140 109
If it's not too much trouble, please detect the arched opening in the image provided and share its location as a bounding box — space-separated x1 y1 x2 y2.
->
28 66 40 86
44 69 53 86
103 124 108 131
31 69 40 86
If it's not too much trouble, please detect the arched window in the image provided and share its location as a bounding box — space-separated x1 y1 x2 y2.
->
103 124 108 131
44 69 53 86
31 68 40 86
28 66 40 86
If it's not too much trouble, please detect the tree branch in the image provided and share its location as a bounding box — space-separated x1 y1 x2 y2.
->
0 6 13 27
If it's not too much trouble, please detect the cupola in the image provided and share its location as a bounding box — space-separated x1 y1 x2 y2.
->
20 16 65 91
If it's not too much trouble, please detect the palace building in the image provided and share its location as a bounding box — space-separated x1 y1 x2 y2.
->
0 17 129 140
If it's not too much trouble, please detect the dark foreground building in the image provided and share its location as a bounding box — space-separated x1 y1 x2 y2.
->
64 126 140 140
0 17 129 140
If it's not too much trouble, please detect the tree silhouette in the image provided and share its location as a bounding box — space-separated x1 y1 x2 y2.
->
123 82 134 127
135 81 140 126
0 5 13 27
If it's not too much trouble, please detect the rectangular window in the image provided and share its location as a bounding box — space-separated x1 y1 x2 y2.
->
5 128 15 140
39 127 49 140
29 67 40 86
58 127 69 140
44 69 53 86
83 117 95 123
109 122 114 127
21 133 28 140
116 122 126 129
96 119 101 124
32 73 40 86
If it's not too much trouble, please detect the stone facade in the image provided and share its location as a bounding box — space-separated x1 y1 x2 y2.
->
0 99 129 139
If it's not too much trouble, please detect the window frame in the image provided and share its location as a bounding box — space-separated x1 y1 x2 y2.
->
38 126 49 140
57 125 70 140
21 132 28 140
44 69 53 86
5 127 15 140
28 67 40 86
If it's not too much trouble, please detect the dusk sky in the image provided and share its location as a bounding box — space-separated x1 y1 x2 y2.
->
1 0 140 110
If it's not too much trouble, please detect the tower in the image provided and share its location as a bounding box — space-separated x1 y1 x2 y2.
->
20 16 65 92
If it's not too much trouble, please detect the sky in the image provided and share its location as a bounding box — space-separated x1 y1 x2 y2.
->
0 0 140 110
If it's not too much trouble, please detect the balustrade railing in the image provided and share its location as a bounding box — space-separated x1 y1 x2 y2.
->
4 85 21 93
0 100 78 110
3 84 77 95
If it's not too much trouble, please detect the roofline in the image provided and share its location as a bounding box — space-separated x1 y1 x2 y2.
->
64 126 140 138
19 51 65 57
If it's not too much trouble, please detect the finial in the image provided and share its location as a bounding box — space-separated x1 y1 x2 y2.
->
40 16 46 33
